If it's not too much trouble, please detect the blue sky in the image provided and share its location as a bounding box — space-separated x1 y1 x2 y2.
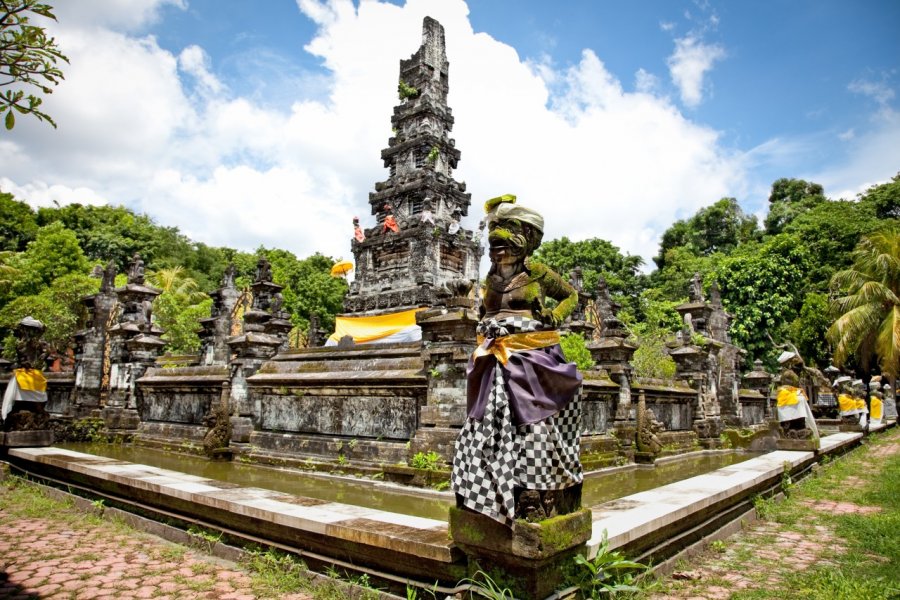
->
3 0 898 268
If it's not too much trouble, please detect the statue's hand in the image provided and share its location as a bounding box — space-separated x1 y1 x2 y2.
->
539 307 561 328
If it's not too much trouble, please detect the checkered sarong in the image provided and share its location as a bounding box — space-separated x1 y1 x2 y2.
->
451 317 583 527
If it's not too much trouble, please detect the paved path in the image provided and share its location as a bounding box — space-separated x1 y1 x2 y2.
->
0 483 313 600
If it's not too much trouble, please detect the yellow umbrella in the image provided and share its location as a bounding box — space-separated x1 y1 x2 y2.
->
330 260 354 278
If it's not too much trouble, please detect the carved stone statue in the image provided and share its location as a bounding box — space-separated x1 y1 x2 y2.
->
128 253 145 285
221 263 237 289
451 194 583 526
636 396 664 455
689 272 703 303
101 260 117 293
2 317 50 430
255 257 272 283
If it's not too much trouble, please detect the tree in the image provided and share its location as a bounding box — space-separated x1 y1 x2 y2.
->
0 191 37 250
827 227 900 379
2 221 88 299
781 196 881 289
0 271 97 356
0 0 67 129
789 292 832 369
148 267 211 354
533 237 645 315
859 173 900 220
714 235 810 364
654 198 758 269
764 178 826 235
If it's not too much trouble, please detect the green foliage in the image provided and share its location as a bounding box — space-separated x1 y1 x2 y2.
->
397 79 419 99
714 235 810 364
0 0 69 129
571 530 650 598
560 332 595 371
410 450 442 471
533 236 645 315
260 249 348 341
861 172 900 219
827 226 900 378
458 570 515 599
148 267 211 354
0 271 98 354
654 197 759 269
426 145 439 163
764 178 826 235
63 417 107 442
4 221 90 298
789 292 832 368
0 193 38 251
631 335 676 380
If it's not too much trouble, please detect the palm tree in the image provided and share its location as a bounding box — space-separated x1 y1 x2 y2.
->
147 267 211 354
827 227 900 379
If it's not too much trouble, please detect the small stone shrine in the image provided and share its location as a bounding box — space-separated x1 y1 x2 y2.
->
342 17 481 314
1 317 53 447
198 264 241 366
72 260 118 414
104 253 166 431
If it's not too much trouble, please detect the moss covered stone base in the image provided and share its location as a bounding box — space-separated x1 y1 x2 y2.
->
449 506 592 598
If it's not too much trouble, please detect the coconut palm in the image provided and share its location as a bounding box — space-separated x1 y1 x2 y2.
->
827 227 900 379
147 267 211 354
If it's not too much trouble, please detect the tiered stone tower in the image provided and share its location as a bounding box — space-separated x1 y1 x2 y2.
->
343 17 481 314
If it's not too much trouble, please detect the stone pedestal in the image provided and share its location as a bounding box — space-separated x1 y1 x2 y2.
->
0 429 53 448
449 506 592 599
410 304 478 462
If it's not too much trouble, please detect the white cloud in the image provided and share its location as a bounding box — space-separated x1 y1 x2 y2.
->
2 0 749 271
848 78 895 106
52 0 185 32
635 68 660 94
838 128 855 141
667 35 725 107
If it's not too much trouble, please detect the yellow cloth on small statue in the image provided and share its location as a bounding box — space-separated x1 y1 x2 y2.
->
870 396 883 421
777 386 801 407
14 368 46 392
838 394 857 415
855 397 868 413
328 307 424 344
472 330 561 365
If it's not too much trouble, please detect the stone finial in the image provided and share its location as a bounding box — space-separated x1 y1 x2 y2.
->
254 257 272 283
101 260 117 292
708 280 722 307
221 263 237 289
127 253 145 285
689 272 703 303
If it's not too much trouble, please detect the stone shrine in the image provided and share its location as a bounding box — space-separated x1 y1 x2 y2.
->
343 17 481 314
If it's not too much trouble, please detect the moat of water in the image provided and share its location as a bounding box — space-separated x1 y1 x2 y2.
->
61 443 760 520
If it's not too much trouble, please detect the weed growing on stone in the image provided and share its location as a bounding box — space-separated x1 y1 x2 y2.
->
410 450 442 470
458 570 515 599
246 547 311 596
571 530 651 598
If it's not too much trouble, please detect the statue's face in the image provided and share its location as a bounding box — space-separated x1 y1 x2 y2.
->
487 218 536 265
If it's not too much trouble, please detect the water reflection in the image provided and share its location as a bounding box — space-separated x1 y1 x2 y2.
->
61 443 759 519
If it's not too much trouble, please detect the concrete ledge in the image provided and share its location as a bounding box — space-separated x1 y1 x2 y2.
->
587 449 814 559
8 447 464 583
817 431 862 455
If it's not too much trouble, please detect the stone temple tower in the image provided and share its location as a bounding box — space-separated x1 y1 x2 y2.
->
343 17 481 314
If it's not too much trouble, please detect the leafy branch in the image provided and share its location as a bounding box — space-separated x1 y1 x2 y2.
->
1 0 68 129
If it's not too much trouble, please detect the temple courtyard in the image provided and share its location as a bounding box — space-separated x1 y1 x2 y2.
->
0 426 895 600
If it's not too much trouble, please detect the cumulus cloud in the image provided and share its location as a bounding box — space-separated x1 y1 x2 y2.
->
2 0 748 268
667 35 725 107
848 77 895 106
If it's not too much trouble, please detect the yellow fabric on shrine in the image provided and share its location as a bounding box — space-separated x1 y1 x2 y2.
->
855 397 867 412
870 396 883 421
838 394 857 414
473 330 561 365
328 308 424 344
14 368 46 392
776 386 801 407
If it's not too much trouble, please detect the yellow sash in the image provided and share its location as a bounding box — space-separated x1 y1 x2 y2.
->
472 331 561 365
838 394 856 413
855 397 867 412
870 396 883 420
14 368 47 393
777 386 801 407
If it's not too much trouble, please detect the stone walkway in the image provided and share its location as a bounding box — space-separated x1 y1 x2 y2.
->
650 430 899 600
0 485 314 600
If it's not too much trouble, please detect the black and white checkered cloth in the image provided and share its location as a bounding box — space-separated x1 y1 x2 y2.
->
451 317 583 527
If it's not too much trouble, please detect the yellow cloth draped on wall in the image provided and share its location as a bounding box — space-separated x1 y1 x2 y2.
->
327 307 424 344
